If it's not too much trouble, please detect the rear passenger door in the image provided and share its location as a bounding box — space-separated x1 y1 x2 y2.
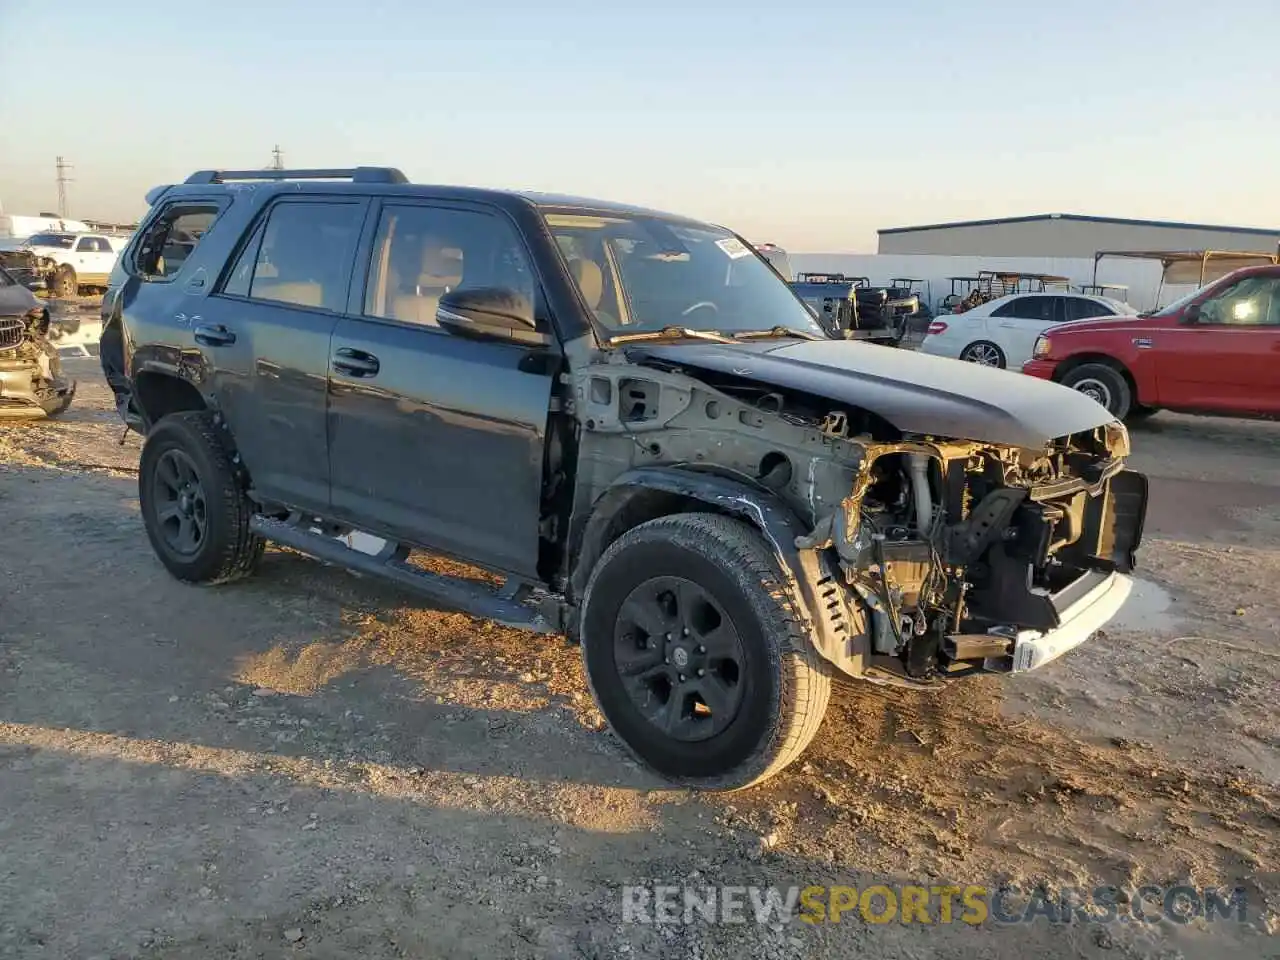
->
203 197 367 513
327 200 558 579
992 295 1061 364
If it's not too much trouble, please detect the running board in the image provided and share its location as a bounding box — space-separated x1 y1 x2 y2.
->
249 516 558 634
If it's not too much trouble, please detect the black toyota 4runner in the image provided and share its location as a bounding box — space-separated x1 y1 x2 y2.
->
101 168 1147 790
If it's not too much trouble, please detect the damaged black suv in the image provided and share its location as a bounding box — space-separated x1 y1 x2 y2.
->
102 168 1148 790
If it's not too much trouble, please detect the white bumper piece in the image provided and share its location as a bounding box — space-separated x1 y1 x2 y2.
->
1007 571 1133 672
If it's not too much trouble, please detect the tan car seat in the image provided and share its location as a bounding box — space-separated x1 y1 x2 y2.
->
390 243 464 326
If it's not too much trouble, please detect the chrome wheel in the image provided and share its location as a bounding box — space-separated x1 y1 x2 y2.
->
1072 377 1113 409
961 341 1004 366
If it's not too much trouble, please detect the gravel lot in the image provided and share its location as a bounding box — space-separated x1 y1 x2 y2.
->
1 358 1277 959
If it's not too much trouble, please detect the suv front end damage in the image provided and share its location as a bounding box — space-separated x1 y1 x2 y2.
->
572 342 1146 689
0 304 76 419
805 422 1144 685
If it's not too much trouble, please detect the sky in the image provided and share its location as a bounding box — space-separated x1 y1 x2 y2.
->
1 0 1278 251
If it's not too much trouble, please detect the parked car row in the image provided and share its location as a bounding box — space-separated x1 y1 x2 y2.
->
921 268 1280 421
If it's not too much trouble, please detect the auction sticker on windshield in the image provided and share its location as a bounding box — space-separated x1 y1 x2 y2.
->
716 237 752 259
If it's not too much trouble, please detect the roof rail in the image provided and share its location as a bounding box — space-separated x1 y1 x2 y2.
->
183 167 409 185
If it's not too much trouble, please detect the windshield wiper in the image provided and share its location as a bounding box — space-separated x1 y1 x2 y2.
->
607 325 736 345
732 325 825 342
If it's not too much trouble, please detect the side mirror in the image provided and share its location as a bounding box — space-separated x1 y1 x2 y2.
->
436 287 548 346
1183 303 1201 324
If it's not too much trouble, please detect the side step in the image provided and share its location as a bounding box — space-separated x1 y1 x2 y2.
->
249 516 559 634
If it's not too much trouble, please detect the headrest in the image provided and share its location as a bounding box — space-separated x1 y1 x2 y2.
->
570 259 603 310
419 244 463 287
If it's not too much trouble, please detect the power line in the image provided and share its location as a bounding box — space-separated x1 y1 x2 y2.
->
55 156 74 218
270 145 284 170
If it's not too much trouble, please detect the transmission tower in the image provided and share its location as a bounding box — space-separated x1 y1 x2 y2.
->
270 145 284 170
55 156 74 218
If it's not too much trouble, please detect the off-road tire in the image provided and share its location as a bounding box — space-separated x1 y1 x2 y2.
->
580 512 831 791
1062 362 1132 420
138 411 264 584
960 340 1006 368
53 264 77 299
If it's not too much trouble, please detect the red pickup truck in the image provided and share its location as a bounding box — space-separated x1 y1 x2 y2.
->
1022 265 1280 421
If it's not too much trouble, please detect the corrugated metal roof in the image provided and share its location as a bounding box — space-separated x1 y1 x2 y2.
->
878 213 1280 237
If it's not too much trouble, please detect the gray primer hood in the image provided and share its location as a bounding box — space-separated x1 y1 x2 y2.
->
629 339 1116 448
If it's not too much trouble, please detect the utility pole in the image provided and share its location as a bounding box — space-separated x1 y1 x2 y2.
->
270 145 284 170
55 156 73 218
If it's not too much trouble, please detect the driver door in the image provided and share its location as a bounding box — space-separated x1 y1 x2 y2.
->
327 199 558 578
1156 273 1280 414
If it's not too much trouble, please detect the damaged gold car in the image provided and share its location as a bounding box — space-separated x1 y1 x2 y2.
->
0 267 75 418
105 172 1146 791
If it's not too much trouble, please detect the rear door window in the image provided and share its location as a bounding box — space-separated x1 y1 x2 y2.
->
221 200 364 312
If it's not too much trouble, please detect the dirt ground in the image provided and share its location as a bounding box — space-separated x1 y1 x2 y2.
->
1 359 1278 960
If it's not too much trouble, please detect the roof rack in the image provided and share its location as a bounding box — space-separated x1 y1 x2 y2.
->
183 167 409 185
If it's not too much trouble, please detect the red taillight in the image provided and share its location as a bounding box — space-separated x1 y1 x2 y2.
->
928 321 948 335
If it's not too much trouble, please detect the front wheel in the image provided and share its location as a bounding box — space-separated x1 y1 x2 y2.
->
138 411 264 584
53 264 77 299
1061 362 1132 420
580 512 831 791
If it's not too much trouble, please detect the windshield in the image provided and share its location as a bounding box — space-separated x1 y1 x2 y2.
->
1148 285 1205 317
26 232 75 249
543 211 826 340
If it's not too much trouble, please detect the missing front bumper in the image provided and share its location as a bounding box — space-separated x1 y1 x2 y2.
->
999 569 1133 672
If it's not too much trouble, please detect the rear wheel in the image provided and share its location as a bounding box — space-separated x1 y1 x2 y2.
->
138 411 264 583
580 512 831 791
960 340 1006 367
1061 362 1132 420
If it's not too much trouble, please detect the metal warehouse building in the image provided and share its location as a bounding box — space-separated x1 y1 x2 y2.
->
877 213 1280 258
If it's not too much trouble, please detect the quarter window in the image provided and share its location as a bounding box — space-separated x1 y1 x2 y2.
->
134 205 221 279
362 204 538 328
221 201 363 312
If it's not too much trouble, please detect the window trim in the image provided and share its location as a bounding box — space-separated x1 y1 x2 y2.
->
128 199 227 284
347 197 555 340
211 195 369 317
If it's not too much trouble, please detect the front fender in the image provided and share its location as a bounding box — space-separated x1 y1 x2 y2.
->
568 465 866 678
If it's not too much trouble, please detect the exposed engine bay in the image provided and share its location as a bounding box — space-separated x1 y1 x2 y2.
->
571 345 1146 686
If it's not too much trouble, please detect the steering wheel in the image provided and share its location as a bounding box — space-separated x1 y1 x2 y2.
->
681 300 719 317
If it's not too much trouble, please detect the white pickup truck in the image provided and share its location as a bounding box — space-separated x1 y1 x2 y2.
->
20 231 127 298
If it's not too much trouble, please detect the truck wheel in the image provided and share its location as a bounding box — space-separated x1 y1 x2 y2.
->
138 411 264 584
1062 363 1131 419
53 265 77 299
580 512 831 791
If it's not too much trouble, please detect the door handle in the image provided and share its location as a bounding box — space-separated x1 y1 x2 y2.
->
332 347 380 378
194 323 236 346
